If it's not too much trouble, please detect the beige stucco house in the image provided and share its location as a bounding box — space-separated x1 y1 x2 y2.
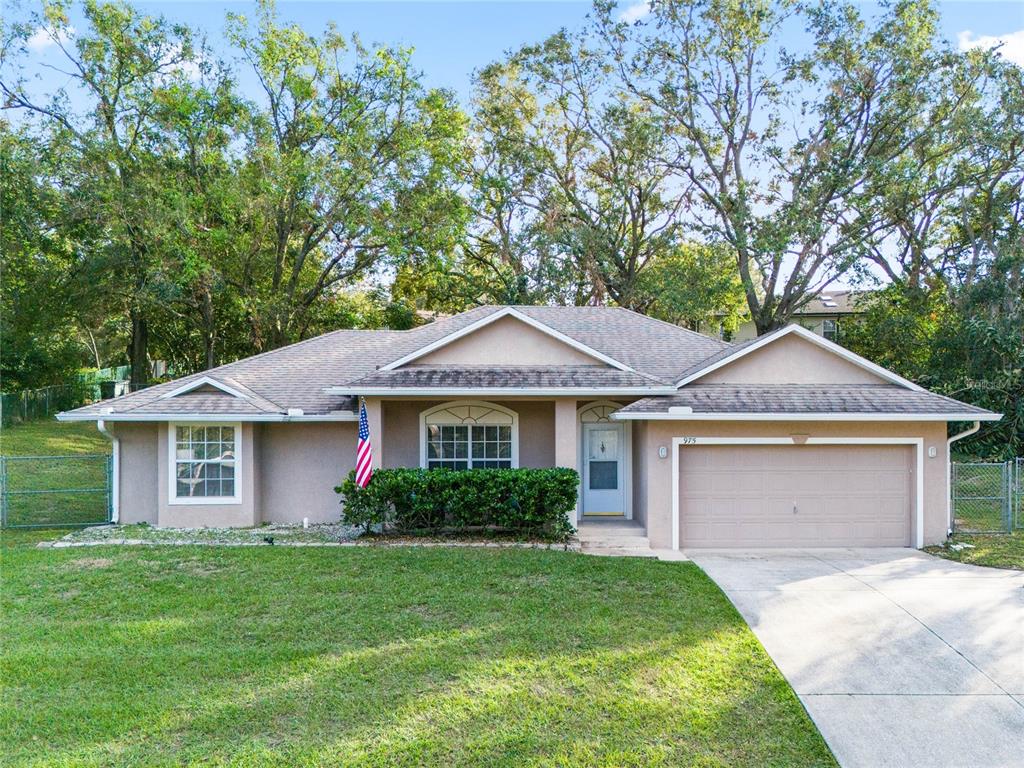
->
58 305 998 550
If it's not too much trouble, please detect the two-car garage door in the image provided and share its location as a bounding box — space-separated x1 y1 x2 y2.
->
678 444 912 548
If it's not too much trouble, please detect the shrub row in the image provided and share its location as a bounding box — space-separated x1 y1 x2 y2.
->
335 467 579 539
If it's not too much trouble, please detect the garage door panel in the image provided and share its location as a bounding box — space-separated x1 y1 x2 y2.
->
679 445 911 548
710 472 764 494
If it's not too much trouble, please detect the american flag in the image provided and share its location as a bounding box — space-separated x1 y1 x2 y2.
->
355 399 374 488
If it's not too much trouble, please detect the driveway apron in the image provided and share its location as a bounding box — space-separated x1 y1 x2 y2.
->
687 549 1024 768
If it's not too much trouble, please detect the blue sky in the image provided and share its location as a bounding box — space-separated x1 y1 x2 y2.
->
13 1 1024 105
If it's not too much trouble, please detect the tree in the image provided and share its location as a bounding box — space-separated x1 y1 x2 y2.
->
597 0 995 334
1 0 212 385
851 56 1024 295
0 125 86 390
498 30 693 309
224 0 467 350
636 242 748 332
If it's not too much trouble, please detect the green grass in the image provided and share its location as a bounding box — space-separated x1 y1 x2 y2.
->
0 421 111 528
925 532 1024 570
0 420 110 457
0 541 836 767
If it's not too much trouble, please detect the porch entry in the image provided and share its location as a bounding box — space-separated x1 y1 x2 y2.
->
582 422 624 516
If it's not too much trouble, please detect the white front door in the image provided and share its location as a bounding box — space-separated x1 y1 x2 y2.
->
582 422 624 516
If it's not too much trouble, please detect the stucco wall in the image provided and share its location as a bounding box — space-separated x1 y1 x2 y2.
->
113 422 159 524
637 420 949 549
381 399 557 468
702 334 886 385
413 316 604 367
157 422 257 527
257 423 357 524
631 420 648 529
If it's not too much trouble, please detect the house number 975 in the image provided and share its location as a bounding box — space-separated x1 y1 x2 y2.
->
679 437 697 445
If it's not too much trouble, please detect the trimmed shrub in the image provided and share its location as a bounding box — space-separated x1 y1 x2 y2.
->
335 467 578 539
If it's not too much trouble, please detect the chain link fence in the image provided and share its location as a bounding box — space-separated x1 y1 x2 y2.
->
951 460 1022 534
0 455 112 528
0 364 168 427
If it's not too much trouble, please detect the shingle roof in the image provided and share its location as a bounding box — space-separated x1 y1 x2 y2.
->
61 306 728 419
616 385 996 416
59 305 996 422
122 389 280 415
798 290 864 315
346 367 669 390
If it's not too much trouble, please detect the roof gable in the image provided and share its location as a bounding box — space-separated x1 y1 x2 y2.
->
159 375 251 400
380 307 634 372
677 325 923 391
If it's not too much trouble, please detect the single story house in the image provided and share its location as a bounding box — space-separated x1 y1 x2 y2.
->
58 305 999 550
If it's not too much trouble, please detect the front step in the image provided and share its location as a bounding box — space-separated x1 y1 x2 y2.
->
576 518 653 556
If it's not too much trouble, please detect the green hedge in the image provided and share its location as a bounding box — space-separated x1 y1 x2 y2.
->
335 467 579 539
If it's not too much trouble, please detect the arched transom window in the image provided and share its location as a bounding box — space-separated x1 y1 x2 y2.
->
421 402 518 470
579 403 620 423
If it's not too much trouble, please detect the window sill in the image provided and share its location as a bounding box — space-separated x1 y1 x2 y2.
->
168 497 242 506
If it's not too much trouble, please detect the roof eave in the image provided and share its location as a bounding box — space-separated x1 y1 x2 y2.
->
327 386 677 397
56 411 357 423
611 411 1002 422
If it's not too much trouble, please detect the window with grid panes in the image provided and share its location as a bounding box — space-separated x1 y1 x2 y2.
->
173 425 237 500
425 423 513 469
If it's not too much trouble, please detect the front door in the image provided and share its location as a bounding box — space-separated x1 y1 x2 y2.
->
582 423 624 516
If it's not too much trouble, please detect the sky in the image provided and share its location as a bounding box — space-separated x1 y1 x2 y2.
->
12 0 1024 106
8 0 1024 293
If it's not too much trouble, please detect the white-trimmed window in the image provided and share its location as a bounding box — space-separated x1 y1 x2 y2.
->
822 319 838 341
420 402 518 470
169 423 240 504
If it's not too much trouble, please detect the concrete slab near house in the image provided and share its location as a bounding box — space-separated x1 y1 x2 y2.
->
688 548 1024 768
576 517 656 557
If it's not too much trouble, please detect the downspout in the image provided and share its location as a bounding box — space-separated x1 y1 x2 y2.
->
96 419 120 524
946 421 980 536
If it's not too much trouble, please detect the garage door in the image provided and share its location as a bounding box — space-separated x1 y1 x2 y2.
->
679 444 911 548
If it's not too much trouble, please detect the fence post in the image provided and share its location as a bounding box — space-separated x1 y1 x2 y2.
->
0 456 6 528
1017 458 1022 531
1008 460 1015 533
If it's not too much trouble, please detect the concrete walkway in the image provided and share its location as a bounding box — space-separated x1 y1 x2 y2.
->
687 549 1024 768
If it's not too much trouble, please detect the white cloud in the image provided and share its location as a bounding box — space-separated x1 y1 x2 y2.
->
26 25 74 52
957 28 1024 67
164 43 204 82
619 1 652 24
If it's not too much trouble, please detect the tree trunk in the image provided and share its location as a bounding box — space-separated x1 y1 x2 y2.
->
201 288 216 370
129 309 149 388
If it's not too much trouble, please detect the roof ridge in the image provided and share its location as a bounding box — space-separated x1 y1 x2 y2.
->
611 305 731 347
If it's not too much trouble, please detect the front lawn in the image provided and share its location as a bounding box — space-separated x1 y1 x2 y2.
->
1 537 836 767
925 532 1024 570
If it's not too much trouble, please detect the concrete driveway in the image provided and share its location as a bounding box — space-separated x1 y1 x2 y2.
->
687 549 1024 768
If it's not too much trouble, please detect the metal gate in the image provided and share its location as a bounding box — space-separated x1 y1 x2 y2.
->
0 455 112 528
951 460 1021 534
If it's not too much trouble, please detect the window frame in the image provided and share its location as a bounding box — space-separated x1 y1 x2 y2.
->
419 401 519 470
167 422 242 505
822 318 838 341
